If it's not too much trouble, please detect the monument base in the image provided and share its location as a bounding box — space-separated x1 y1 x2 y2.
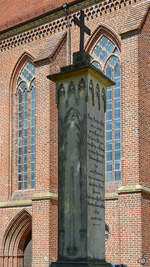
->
51 261 112 267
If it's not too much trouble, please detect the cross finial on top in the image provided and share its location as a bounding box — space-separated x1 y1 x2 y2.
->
74 10 91 51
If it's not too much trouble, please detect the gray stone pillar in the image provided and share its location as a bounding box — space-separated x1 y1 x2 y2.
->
48 51 114 267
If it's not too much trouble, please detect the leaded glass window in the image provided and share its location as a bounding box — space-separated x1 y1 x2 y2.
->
15 61 35 189
91 36 121 181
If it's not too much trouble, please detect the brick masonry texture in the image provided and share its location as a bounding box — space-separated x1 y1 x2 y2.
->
0 0 150 266
0 0 76 32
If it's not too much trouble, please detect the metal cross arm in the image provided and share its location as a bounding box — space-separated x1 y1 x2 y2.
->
74 10 91 51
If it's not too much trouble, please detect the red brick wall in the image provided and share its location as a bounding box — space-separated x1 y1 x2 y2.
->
32 199 57 266
105 199 120 263
139 9 150 187
119 193 142 267
121 33 140 186
142 194 150 267
0 1 150 267
0 0 79 32
139 11 150 266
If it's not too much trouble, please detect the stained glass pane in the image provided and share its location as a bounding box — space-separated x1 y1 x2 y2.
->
115 171 120 180
24 181 28 189
106 142 112 151
20 82 26 92
107 152 112 161
31 179 35 188
31 145 35 154
24 146 28 154
18 156 22 165
107 101 112 110
114 48 119 56
24 154 28 162
93 45 102 58
31 153 35 162
18 91 22 103
107 90 112 100
92 61 101 70
114 109 120 119
115 161 120 170
107 163 112 171
106 40 115 53
106 121 112 130
99 36 108 47
114 99 120 109
107 172 112 181
18 165 22 173
114 120 120 129
115 129 120 139
114 63 120 77
108 56 117 67
106 131 112 140
106 111 112 120
99 50 107 62
115 141 120 150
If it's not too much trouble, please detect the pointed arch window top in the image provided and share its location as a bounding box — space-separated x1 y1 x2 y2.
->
16 61 35 95
92 36 120 71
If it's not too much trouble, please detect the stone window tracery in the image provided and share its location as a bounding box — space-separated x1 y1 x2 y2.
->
15 61 35 189
91 36 121 181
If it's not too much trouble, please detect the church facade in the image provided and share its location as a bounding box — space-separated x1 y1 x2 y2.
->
0 0 150 266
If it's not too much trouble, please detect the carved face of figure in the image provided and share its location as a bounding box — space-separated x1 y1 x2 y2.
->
69 109 80 128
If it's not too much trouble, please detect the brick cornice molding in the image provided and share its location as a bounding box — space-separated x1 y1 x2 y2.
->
118 184 150 194
0 0 137 51
1 186 149 207
0 192 58 208
105 185 150 200
105 193 118 200
0 199 32 208
32 192 58 201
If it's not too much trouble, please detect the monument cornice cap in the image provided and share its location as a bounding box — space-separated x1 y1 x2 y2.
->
47 55 114 87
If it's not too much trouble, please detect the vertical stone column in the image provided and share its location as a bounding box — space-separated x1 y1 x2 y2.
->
48 51 114 267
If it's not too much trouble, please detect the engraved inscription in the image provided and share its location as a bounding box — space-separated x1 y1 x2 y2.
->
87 113 104 224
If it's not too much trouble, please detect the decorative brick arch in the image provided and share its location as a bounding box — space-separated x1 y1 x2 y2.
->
85 23 121 53
2 209 32 267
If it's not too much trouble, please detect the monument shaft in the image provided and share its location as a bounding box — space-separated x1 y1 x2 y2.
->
57 74 105 261
48 51 114 267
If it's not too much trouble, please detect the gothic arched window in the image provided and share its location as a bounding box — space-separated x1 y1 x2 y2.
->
15 61 35 190
91 36 121 181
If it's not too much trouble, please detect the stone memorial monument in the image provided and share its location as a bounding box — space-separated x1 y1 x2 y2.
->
47 9 114 267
